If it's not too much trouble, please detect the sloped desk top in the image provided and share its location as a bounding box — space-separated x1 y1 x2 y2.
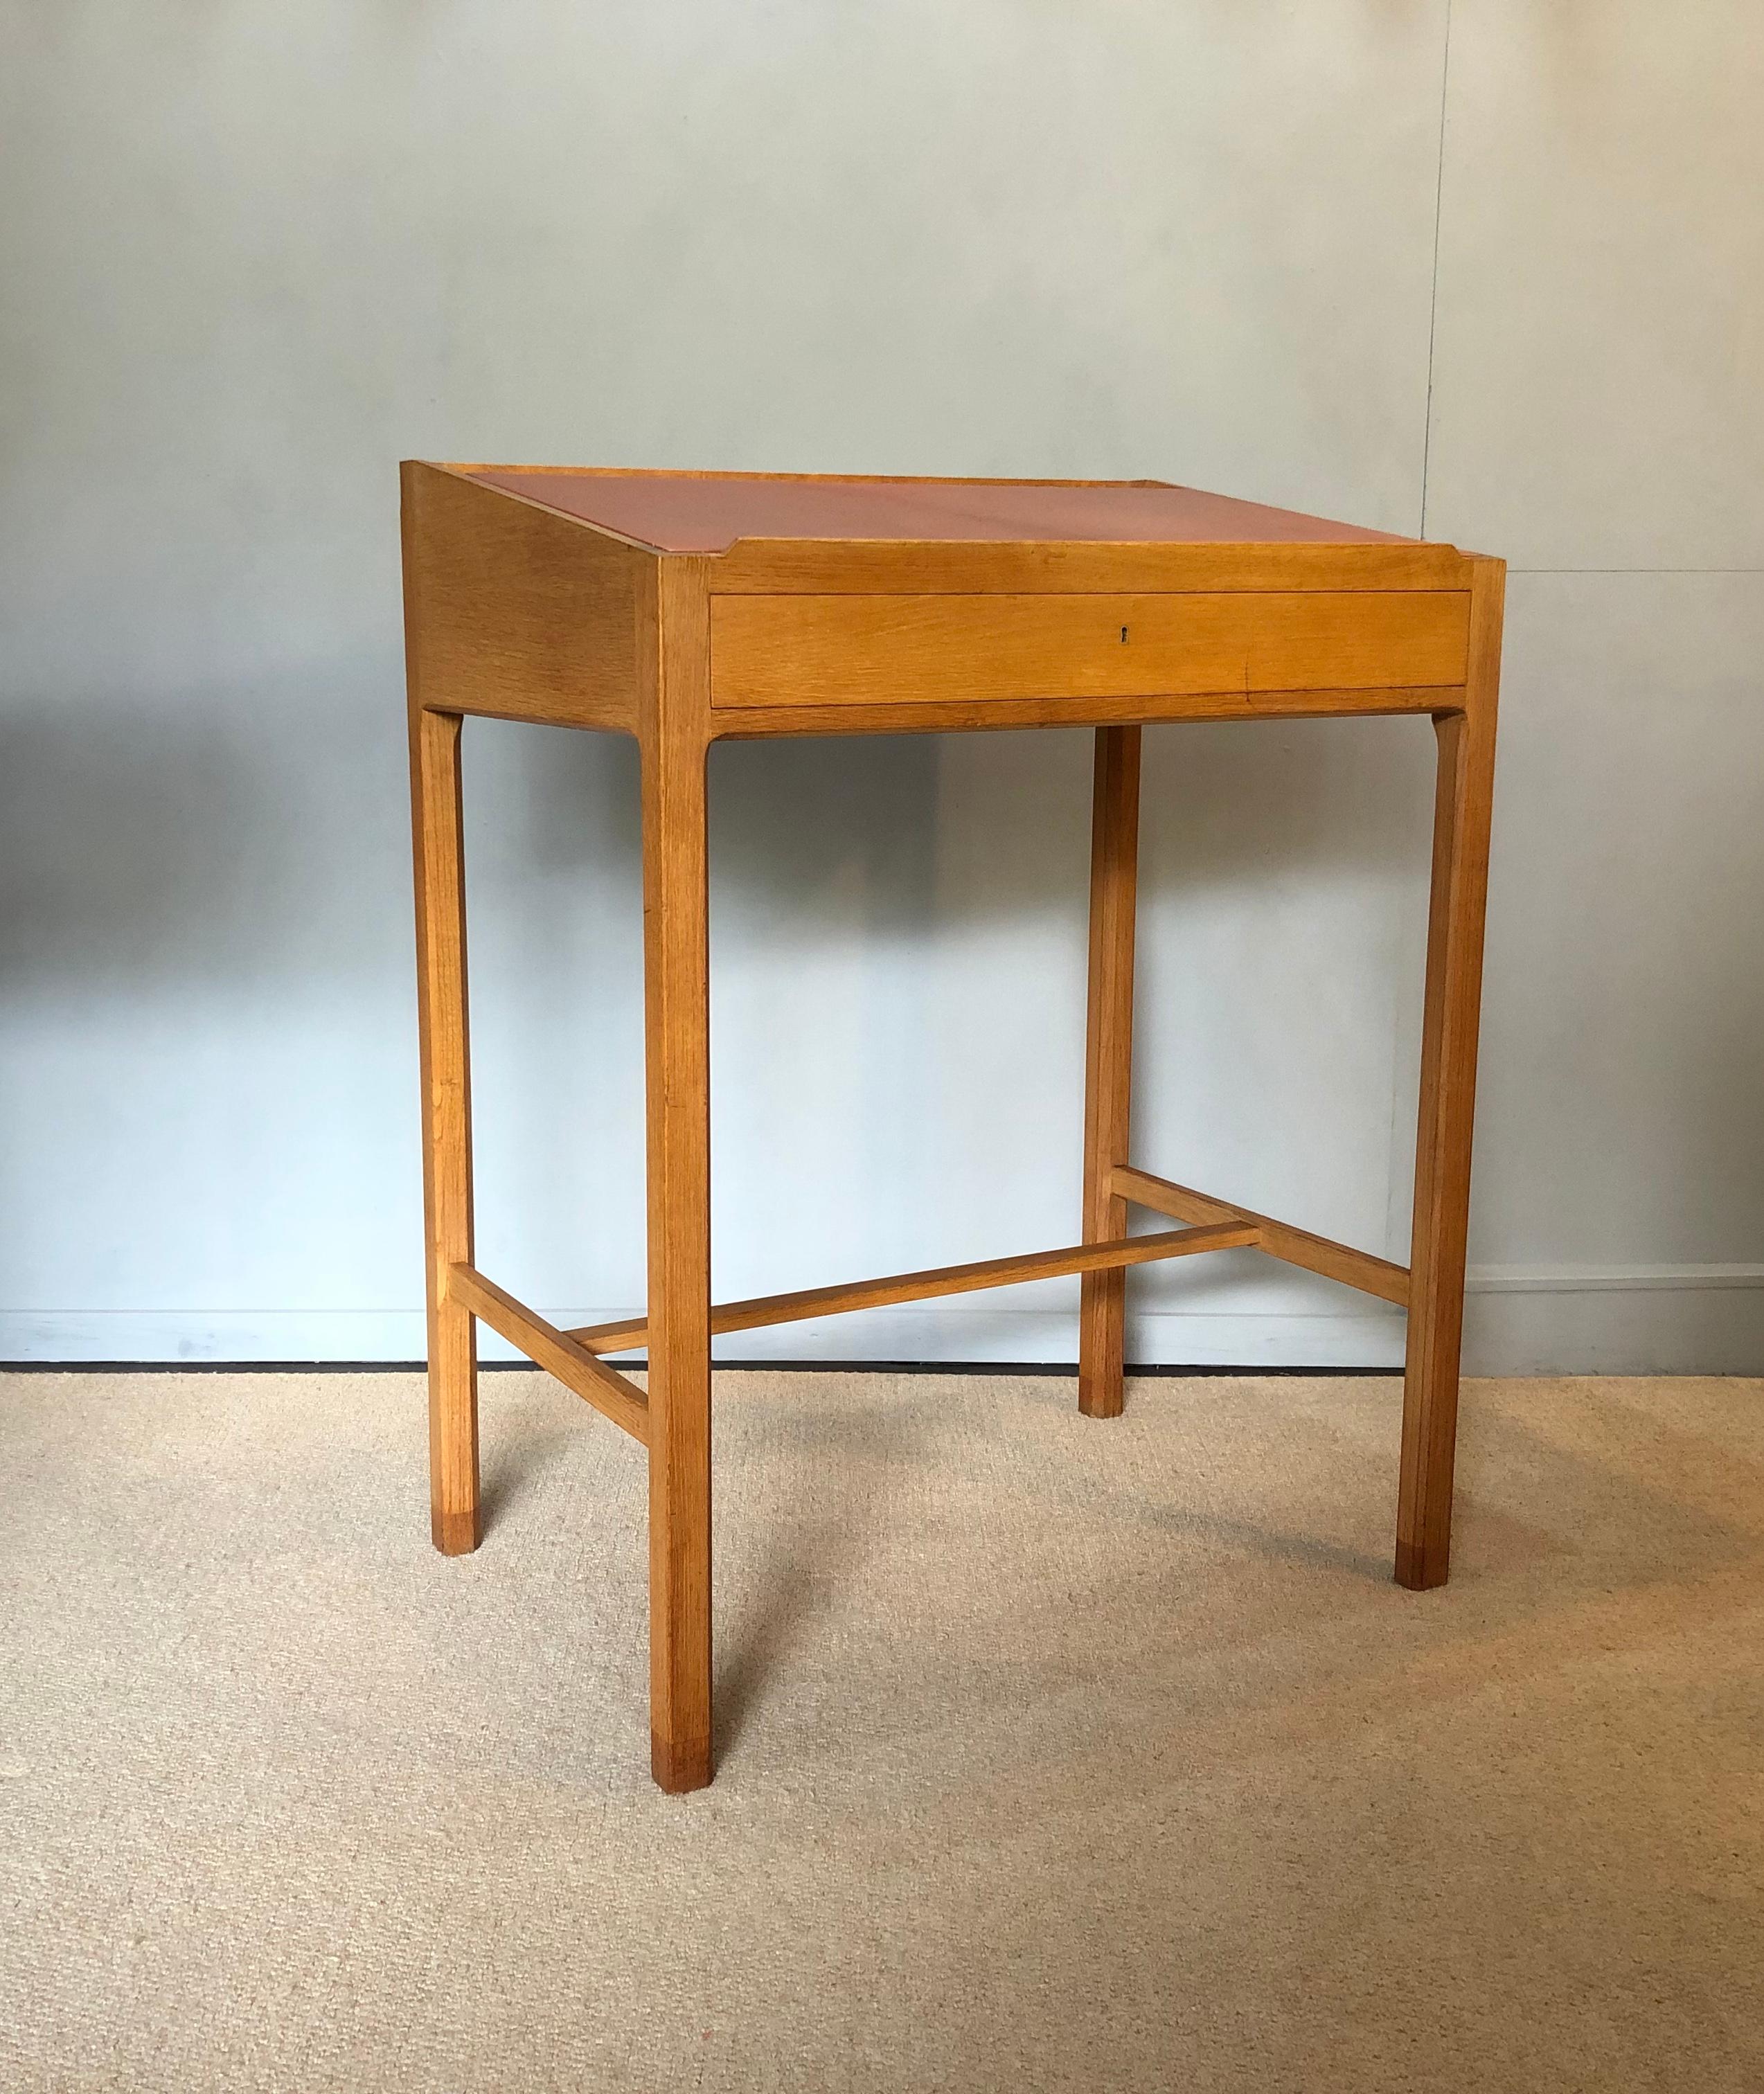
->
463 467 1410 554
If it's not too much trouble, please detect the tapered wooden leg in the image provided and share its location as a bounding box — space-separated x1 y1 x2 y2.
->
411 705 479 1555
642 708 714 1794
1397 564 1503 1589
1079 725 1142 1418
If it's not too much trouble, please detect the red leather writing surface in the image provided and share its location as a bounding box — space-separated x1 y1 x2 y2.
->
465 470 1407 553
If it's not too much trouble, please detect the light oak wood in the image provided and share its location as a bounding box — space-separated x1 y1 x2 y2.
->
401 461 1505 1791
1396 560 1505 1591
1112 1165 1411 1307
401 462 646 733
445 1264 650 1443
566 1221 1258 1357
642 559 716 1795
1079 727 1141 1419
710 591 1470 711
705 684 1460 741
710 539 1475 597
406 684 479 1555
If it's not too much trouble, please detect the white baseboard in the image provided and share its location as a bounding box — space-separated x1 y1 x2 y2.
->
3 1264 1759 1374
1468 1263 1764 1293
0 1311 439 1366
1461 1267 1764 1376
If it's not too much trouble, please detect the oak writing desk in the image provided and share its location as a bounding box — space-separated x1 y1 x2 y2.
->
401 464 1503 1793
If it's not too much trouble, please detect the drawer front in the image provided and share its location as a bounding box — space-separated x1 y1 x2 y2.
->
710 591 1470 710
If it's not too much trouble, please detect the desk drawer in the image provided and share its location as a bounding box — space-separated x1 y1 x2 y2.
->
710 591 1470 710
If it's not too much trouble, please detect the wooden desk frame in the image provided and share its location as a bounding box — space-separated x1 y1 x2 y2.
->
402 462 1503 1793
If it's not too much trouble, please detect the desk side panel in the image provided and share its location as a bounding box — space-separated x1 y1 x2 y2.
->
401 463 648 732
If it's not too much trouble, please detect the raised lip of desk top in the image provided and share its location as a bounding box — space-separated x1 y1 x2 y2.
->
429 460 1446 560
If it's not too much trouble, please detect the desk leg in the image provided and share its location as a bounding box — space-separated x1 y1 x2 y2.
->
411 706 479 1555
1398 684 1499 1589
1079 725 1142 1418
643 727 714 1793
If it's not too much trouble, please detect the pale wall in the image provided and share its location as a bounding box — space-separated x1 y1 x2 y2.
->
1 1 1759 1370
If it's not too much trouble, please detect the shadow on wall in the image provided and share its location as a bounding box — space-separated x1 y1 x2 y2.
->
711 731 943 940
702 714 1436 936
0 690 1441 1204
0 685 1437 1001
461 719 952 1297
0 664 415 996
467 716 950 931
0 674 1444 1328
462 718 950 942
472 708 1438 964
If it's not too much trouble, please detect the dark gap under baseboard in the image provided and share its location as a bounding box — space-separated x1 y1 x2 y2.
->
3 1358 1398 1377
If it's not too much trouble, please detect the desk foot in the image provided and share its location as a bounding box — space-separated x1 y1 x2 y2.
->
652 1734 713 1794
1393 1539 1449 1591
431 1506 481 1556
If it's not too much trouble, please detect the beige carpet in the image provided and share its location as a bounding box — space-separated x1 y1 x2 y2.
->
3 1368 1761 2092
